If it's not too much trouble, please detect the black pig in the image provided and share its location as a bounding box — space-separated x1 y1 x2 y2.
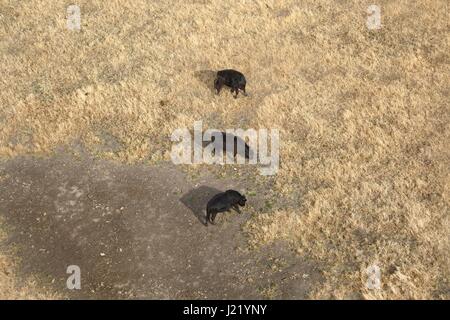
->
214 69 247 98
203 131 253 161
206 190 247 225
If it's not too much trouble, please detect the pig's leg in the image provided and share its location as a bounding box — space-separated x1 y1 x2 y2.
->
214 78 224 95
242 84 247 96
232 204 242 214
210 212 217 224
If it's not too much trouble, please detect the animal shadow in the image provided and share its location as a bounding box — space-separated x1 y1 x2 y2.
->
180 186 222 226
194 69 217 93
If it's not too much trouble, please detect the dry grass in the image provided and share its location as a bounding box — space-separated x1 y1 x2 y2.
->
0 0 449 299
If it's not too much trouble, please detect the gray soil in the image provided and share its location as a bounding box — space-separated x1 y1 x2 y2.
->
0 153 321 299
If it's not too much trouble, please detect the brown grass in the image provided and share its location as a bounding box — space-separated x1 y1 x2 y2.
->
0 0 449 299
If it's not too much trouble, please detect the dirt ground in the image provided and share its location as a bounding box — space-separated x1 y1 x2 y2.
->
0 152 321 299
0 0 449 299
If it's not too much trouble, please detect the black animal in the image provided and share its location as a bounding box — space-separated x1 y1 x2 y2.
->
203 131 253 160
206 190 247 225
214 69 247 98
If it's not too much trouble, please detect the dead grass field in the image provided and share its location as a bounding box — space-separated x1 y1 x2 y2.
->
0 0 449 299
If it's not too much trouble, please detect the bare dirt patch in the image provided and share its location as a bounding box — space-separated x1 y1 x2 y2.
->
0 154 320 299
